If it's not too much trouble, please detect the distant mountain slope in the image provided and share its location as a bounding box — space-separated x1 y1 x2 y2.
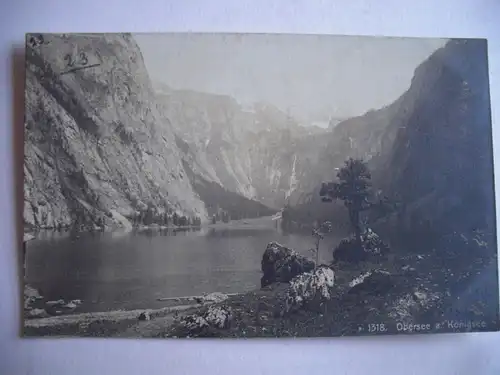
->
155 83 389 210
175 135 276 219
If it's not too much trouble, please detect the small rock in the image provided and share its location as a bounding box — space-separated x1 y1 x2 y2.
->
181 315 209 332
389 288 441 323
26 308 49 319
362 228 390 256
179 305 233 336
413 291 427 301
193 297 204 304
24 285 42 300
79 322 90 331
45 300 78 315
402 265 417 275
348 270 393 296
205 305 233 329
61 302 77 310
201 292 228 304
23 233 35 243
138 312 151 321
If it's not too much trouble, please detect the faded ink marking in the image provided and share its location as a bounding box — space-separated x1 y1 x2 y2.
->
28 34 49 48
60 63 101 75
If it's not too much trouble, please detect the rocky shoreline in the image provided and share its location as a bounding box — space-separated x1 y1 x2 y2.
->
23 288 231 337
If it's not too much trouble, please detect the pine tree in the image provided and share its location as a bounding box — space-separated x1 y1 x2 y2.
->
320 158 372 245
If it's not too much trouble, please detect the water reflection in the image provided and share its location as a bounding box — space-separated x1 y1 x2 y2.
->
205 228 276 238
26 225 343 312
136 227 203 237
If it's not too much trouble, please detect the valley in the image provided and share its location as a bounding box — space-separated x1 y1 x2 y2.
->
23 34 498 338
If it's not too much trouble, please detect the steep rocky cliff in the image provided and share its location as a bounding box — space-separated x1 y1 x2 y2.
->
373 39 495 238
24 33 208 230
284 39 495 239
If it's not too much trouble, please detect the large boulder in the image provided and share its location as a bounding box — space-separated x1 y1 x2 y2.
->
284 265 336 314
261 242 315 288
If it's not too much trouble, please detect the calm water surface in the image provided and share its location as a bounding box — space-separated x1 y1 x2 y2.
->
26 220 343 312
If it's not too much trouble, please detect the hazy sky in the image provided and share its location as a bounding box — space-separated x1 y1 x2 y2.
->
134 33 447 121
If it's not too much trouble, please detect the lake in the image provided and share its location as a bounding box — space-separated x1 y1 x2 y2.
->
25 217 344 312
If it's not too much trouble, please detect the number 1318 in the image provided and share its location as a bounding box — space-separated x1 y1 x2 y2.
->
368 323 387 332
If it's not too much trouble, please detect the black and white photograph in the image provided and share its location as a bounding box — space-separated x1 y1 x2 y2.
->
22 32 499 338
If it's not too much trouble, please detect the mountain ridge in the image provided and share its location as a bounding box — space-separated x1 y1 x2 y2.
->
24 33 278 231
281 39 495 240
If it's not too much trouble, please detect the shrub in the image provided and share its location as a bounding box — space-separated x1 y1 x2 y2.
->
332 228 390 263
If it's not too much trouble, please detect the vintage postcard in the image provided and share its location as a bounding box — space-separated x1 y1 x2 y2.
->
23 33 499 338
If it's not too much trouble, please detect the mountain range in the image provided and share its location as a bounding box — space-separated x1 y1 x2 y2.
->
24 34 494 243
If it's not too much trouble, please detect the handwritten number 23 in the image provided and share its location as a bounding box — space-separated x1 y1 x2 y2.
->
64 52 88 67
